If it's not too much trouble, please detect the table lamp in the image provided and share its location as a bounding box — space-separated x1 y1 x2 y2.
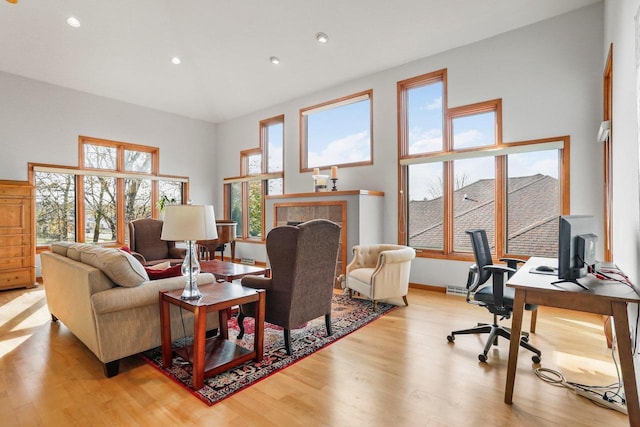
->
161 205 218 300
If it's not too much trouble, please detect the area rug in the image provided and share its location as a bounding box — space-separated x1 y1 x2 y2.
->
140 294 396 406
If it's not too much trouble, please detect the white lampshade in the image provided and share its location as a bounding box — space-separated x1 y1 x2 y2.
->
160 205 218 241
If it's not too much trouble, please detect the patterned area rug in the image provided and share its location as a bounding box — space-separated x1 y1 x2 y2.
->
140 294 396 406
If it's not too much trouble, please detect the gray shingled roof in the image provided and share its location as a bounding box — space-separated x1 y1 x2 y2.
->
409 174 558 256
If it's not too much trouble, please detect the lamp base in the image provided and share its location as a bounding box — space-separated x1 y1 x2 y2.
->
180 280 202 300
180 240 202 300
180 286 202 300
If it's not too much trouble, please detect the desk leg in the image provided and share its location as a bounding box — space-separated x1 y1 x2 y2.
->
505 288 525 404
160 294 172 368
611 301 640 425
230 241 236 262
254 290 265 361
191 306 207 390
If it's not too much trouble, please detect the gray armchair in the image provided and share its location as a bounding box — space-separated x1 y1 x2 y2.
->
128 218 186 266
238 219 341 355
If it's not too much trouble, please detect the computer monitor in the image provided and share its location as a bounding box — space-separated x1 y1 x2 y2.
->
557 215 598 283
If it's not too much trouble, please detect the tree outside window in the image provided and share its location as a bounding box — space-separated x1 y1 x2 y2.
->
32 136 186 248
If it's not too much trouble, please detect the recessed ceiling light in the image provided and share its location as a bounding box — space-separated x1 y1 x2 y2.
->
66 17 81 28
171 57 182 65
270 56 280 65
315 32 329 43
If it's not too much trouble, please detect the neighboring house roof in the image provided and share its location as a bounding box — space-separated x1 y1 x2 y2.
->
409 174 558 256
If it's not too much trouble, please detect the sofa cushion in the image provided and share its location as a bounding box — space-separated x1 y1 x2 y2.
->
67 243 94 261
50 241 74 257
81 247 149 287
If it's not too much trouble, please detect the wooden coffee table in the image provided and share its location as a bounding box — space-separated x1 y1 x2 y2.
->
199 260 270 282
159 282 265 390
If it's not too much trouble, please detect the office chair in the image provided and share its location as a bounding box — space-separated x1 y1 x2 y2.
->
447 229 541 363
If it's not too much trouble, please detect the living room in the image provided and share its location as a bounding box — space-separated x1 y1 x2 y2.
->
1 1 639 425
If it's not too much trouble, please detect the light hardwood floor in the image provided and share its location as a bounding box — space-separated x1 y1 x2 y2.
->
0 285 629 426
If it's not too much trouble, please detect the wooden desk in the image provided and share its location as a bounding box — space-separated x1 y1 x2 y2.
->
160 282 265 390
505 257 640 425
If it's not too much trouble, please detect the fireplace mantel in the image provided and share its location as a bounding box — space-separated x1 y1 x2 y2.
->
265 190 384 282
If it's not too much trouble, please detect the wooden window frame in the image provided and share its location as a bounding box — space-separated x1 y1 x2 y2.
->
398 70 570 262
224 116 284 242
603 43 613 262
299 89 374 172
30 136 188 249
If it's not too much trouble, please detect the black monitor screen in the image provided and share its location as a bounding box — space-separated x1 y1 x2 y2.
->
558 215 597 281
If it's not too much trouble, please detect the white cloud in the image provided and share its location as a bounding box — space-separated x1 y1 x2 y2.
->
408 128 442 154
308 131 370 167
453 129 484 149
423 96 442 111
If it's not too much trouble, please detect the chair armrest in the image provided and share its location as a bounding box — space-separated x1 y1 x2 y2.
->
168 246 187 259
130 251 146 265
483 264 515 308
378 247 416 265
498 257 525 270
483 264 516 275
240 275 272 290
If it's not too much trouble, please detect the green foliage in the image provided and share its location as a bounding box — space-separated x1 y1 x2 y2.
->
156 195 176 211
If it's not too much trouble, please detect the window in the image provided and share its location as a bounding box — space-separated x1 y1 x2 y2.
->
34 171 76 245
224 115 284 241
399 69 569 260
31 136 187 248
603 44 613 262
300 90 373 171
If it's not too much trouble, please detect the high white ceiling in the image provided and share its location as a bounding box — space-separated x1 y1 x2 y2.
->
0 0 599 124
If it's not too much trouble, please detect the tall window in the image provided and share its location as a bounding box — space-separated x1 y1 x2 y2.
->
300 90 373 171
224 115 284 241
603 44 613 262
32 136 187 247
399 69 569 260
34 171 76 244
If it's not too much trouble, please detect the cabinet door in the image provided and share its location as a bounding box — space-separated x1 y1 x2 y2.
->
0 182 35 290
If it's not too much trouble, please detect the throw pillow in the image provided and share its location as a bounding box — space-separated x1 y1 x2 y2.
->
81 247 149 287
147 261 171 270
144 264 183 280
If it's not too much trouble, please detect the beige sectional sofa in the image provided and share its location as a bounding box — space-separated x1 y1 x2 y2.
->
41 242 219 377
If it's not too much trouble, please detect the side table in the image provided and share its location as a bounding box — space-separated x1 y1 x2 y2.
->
199 259 271 282
160 282 265 390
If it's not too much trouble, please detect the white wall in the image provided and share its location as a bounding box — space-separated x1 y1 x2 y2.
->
604 0 640 283
0 71 218 205
216 3 605 289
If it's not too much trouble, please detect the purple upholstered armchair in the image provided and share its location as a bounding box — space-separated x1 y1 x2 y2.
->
238 219 341 355
128 218 186 266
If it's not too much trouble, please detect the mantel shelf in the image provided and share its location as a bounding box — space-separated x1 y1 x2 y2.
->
265 190 384 199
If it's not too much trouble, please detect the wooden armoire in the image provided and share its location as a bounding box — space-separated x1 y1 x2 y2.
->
0 180 35 290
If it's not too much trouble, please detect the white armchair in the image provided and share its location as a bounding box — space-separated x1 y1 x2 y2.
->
344 244 416 309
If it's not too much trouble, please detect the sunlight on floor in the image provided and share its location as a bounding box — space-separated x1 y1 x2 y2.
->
554 349 619 379
0 289 50 358
555 316 603 331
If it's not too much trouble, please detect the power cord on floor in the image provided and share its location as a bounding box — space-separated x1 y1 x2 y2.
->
533 335 626 412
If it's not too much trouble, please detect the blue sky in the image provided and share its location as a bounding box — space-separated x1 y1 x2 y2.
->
407 82 558 201
306 100 371 168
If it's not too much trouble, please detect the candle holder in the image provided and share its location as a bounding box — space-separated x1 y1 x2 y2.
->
331 178 338 191
313 175 329 192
